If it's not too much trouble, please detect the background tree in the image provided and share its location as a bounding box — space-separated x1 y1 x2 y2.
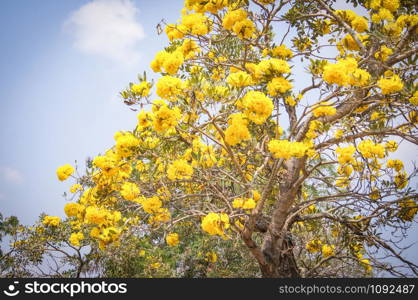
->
6 0 418 278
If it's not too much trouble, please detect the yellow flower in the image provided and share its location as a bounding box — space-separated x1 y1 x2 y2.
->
394 171 408 189
70 184 83 193
271 45 293 59
153 104 181 133
387 159 403 172
224 113 251 146
167 159 193 181
85 207 109 226
252 190 261 202
312 102 337 118
69 232 84 247
321 244 335 257
242 198 256 210
256 58 291 78
267 77 292 96
336 145 356 164
222 9 247 30
165 24 184 41
226 71 253 87
120 182 140 201
268 139 310 159
241 91 274 124
64 203 84 218
114 132 140 158
358 140 385 159
360 258 373 273
181 13 210 36
408 91 418 106
179 38 201 59
385 140 398 152
42 216 60 227
56 164 74 181
398 199 418 221
150 262 161 269
205 251 218 263
377 74 403 94
151 50 184 75
323 57 370 87
131 81 150 97
142 196 163 214
201 212 230 237
334 129 344 139
156 76 184 101
382 0 400 12
374 45 393 62
166 233 180 246
351 16 369 32
232 18 255 39
306 239 322 253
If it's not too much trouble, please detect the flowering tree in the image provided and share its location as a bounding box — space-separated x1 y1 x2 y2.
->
9 0 418 278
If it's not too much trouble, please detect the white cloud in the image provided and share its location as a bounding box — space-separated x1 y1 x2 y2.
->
0 167 24 184
64 0 145 64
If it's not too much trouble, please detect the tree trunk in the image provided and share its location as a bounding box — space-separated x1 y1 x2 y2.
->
260 189 300 278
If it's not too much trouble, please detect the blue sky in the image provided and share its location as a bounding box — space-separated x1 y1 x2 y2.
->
0 0 184 222
0 0 416 274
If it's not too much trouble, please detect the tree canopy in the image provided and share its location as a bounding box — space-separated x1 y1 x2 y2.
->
2 0 418 278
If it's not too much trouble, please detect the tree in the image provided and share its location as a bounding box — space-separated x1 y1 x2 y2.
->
12 0 418 278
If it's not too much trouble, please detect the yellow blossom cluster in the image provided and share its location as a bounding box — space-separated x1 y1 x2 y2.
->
409 91 418 106
56 164 74 181
398 199 418 221
131 81 151 97
268 139 310 159
42 216 60 227
377 74 404 95
151 50 184 75
222 9 255 39
252 58 291 79
336 145 356 164
64 203 85 218
240 91 274 124
321 244 335 258
232 191 260 210
179 39 201 59
386 159 403 172
312 102 337 118
152 102 182 133
335 10 369 33
166 232 180 246
156 76 184 102
339 34 368 52
114 132 140 158
267 77 292 96
226 71 253 87
184 0 227 14
167 159 194 181
205 251 218 263
266 44 293 59
69 232 84 247
120 182 140 201
322 57 370 87
374 45 393 62
368 0 400 23
357 139 386 159
306 239 322 253
201 212 230 237
224 113 251 146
